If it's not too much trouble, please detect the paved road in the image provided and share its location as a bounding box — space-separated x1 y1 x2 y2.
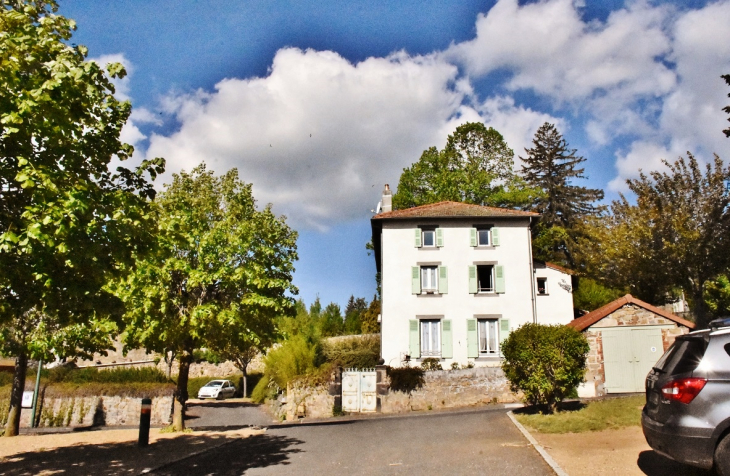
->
154 407 555 475
186 400 274 429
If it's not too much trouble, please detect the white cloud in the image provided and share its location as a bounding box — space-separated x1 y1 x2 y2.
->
146 48 465 229
90 53 133 101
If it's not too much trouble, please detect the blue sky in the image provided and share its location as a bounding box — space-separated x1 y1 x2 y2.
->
61 0 730 310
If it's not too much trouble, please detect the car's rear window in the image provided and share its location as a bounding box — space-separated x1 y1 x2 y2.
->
654 338 706 375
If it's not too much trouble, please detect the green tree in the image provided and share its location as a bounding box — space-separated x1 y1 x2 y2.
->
392 122 539 210
501 324 589 414
0 1 163 436
579 155 730 327
344 296 367 335
572 278 625 312
360 296 381 334
319 302 344 337
115 164 297 430
520 123 604 267
705 275 730 317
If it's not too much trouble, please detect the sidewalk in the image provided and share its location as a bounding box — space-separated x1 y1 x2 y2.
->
0 427 264 475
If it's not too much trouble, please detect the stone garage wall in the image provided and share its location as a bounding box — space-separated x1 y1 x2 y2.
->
380 366 519 413
580 303 691 398
13 395 173 429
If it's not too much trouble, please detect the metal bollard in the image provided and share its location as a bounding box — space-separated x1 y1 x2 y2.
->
138 398 152 447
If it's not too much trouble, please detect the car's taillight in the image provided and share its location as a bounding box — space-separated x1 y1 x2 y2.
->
661 378 707 404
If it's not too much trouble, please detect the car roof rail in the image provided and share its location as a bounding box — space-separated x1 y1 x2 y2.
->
709 316 730 331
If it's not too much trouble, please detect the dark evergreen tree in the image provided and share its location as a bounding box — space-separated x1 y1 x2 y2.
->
344 295 368 335
520 123 604 267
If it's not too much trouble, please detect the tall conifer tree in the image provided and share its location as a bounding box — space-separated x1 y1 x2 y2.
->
520 123 603 267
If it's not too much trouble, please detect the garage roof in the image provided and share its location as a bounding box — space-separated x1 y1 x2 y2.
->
568 294 696 332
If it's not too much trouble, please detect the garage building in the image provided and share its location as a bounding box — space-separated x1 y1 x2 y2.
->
568 294 695 397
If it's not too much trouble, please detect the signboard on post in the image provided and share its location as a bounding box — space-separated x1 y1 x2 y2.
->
22 391 34 409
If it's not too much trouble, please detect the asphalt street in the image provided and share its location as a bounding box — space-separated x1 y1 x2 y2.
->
185 400 274 429
154 407 554 475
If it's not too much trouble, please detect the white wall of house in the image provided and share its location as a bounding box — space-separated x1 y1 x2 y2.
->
379 217 537 368
534 265 574 326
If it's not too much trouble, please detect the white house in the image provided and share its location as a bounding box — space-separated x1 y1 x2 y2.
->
371 185 574 368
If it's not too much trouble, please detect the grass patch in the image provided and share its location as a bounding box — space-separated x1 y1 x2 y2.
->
514 396 645 433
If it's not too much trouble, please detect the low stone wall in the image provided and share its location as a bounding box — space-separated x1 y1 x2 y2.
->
272 383 333 421
380 366 518 413
13 395 172 429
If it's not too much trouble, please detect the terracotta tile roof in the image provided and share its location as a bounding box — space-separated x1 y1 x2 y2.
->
568 294 696 332
372 201 540 220
534 260 575 275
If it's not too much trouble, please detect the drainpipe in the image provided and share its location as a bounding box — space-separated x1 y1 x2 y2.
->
528 218 537 324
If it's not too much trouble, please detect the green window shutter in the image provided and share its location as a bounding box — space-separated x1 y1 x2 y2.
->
409 320 420 358
412 266 421 294
499 319 510 357
441 320 453 359
491 227 500 246
438 266 448 294
495 265 505 293
414 228 422 248
470 228 477 247
436 228 444 247
468 265 477 294
467 319 478 358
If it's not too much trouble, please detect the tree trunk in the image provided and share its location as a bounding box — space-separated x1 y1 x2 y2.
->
4 352 28 437
692 284 712 329
172 352 192 431
242 368 248 399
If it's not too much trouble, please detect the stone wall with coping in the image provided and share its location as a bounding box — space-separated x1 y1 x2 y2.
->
15 395 172 428
380 366 519 413
579 304 691 398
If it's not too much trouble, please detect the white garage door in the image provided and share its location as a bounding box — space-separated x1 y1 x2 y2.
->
602 327 664 393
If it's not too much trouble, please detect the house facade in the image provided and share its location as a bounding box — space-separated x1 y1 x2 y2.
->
371 186 574 368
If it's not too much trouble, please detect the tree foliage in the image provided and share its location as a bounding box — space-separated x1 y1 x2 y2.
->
578 154 730 327
0 0 163 436
392 122 539 210
501 324 589 414
115 164 297 430
572 278 625 313
520 123 604 267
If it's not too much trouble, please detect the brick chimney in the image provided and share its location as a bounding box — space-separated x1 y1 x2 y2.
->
381 184 392 213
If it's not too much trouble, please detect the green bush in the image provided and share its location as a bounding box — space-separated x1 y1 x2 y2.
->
501 323 589 413
47 366 169 384
322 335 380 369
40 382 174 398
573 278 624 312
0 372 12 388
420 358 442 371
386 366 424 393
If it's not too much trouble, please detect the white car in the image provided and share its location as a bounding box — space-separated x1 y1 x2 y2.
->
197 380 237 400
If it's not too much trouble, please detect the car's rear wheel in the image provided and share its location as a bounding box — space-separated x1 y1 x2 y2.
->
715 433 730 476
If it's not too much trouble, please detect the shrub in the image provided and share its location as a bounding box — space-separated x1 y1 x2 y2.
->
501 323 589 414
386 366 425 393
420 358 442 371
322 335 380 369
49 367 169 384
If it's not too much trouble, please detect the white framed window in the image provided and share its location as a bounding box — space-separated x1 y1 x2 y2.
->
536 277 548 295
420 319 441 357
477 265 494 293
477 229 490 246
421 266 438 292
422 229 436 247
478 319 499 355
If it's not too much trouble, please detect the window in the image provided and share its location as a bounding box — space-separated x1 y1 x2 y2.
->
478 319 499 355
477 229 490 246
536 277 547 295
420 320 441 357
477 265 494 293
415 227 442 247
422 229 435 247
421 266 438 292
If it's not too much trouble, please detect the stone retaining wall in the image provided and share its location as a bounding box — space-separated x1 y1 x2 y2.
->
380 366 519 413
12 395 172 429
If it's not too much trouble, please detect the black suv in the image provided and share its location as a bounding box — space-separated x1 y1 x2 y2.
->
642 318 730 473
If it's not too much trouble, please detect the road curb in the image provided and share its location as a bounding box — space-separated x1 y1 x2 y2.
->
507 411 568 476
